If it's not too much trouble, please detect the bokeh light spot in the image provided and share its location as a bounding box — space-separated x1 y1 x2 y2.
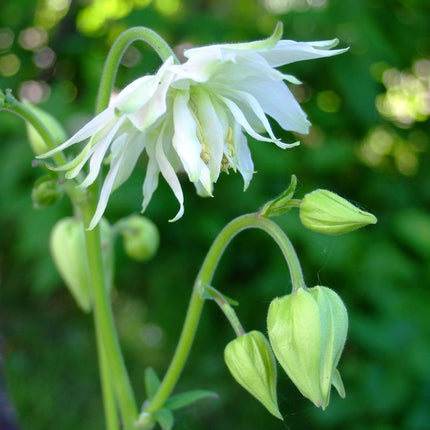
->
18 27 48 50
33 46 56 69
19 80 51 103
0 54 21 77
0 28 14 51
317 90 341 113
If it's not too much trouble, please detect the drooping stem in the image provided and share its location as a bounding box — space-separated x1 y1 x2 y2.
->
95 26 179 114
143 213 305 417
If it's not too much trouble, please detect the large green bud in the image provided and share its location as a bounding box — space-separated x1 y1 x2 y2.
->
267 286 347 409
50 217 114 312
224 330 282 419
299 189 377 235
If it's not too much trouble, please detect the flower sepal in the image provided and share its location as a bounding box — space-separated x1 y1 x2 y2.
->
259 175 298 217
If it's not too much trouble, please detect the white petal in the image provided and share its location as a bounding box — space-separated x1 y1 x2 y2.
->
236 132 254 190
114 76 158 113
155 123 184 221
79 116 127 188
115 57 175 114
87 134 128 230
127 72 174 131
172 91 202 182
184 22 283 58
112 129 145 191
141 140 160 214
192 88 224 182
235 77 311 134
38 108 116 158
217 95 280 144
260 39 348 67
224 88 278 141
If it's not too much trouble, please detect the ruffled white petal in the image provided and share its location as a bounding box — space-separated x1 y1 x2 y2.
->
171 91 202 182
261 39 348 67
154 123 184 221
39 108 116 158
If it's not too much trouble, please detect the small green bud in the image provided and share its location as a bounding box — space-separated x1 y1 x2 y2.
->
224 330 282 419
267 286 347 409
32 175 63 208
24 101 67 156
50 217 114 312
118 215 159 262
299 189 377 235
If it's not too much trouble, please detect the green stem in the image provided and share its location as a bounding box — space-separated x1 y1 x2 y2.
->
81 203 138 430
95 319 120 430
203 285 245 337
144 213 305 415
95 26 179 114
83 26 178 429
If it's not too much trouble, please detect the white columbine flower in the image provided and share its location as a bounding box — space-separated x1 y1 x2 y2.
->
40 23 347 229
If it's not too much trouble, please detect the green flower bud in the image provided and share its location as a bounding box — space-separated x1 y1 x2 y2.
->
267 286 347 409
24 101 67 156
32 175 63 208
118 215 159 262
50 217 114 312
299 189 377 235
224 330 282 419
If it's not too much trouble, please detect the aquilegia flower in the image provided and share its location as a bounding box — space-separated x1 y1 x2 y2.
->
40 23 347 229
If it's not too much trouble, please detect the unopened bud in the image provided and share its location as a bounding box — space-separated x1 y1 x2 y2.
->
224 331 282 419
118 215 159 262
24 102 67 156
32 175 63 208
50 217 114 312
267 286 347 409
300 189 377 235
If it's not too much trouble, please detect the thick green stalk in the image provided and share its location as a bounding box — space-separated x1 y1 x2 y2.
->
81 199 138 430
95 319 120 430
84 26 178 429
144 213 305 415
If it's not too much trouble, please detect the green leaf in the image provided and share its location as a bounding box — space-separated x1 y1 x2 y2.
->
144 367 161 400
164 390 219 411
153 408 174 430
199 283 239 306
259 175 299 217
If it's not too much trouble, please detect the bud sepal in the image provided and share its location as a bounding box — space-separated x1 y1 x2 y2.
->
267 286 347 409
224 330 282 419
50 217 114 312
299 189 377 235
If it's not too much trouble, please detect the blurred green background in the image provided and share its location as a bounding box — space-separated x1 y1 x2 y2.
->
1 0 429 429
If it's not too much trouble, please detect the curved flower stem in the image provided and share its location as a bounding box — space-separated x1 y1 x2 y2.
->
144 213 305 415
95 26 179 114
81 200 138 430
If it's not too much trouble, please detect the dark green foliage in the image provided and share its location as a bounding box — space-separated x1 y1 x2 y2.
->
1 1 429 429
